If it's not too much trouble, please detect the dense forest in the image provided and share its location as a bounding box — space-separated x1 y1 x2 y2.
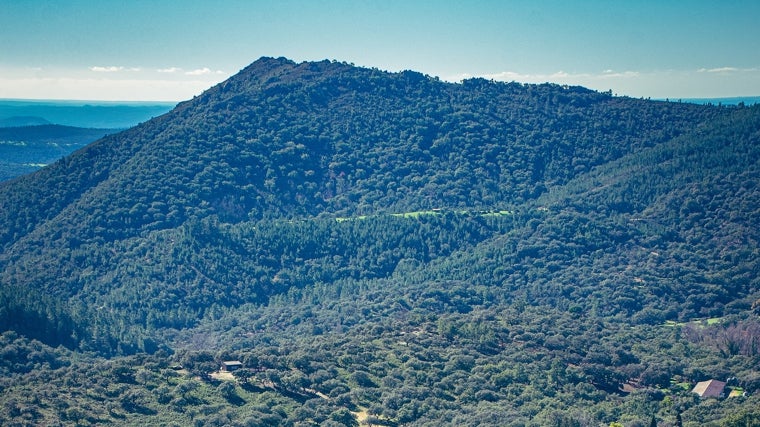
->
0 57 758 426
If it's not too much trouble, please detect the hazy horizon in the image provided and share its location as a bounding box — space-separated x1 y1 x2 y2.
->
1 1 759 101
2 93 760 107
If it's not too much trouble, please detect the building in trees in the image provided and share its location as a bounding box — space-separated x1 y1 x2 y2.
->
692 379 726 398
221 360 243 372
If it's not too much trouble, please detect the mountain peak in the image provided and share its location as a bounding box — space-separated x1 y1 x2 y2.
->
242 55 298 75
1 57 731 248
198 56 356 103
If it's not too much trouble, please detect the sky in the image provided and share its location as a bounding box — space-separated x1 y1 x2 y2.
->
1 0 759 101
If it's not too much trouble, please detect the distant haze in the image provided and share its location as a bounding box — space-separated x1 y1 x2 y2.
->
675 96 760 106
0 99 175 129
1 1 759 101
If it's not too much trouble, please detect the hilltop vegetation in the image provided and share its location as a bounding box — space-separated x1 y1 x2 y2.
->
0 57 758 426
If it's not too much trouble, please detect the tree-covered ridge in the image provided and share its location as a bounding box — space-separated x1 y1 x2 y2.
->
0 59 734 340
0 57 759 425
0 58 726 247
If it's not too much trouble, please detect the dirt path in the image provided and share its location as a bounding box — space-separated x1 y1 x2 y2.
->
208 371 235 381
352 408 369 425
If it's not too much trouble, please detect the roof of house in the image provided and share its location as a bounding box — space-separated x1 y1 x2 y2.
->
222 360 243 366
692 379 726 397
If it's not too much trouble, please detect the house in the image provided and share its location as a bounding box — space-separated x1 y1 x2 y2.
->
220 360 243 372
692 379 726 398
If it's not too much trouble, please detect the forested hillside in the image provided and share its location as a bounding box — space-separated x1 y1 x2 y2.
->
0 57 758 426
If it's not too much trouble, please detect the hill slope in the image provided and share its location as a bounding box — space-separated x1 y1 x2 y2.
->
0 57 732 345
0 57 759 426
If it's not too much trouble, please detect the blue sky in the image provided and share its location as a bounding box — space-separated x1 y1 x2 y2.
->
1 0 759 101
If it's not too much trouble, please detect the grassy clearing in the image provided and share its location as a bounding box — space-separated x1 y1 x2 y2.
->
391 210 440 218
664 317 725 327
482 210 514 216
670 379 692 391
336 208 514 222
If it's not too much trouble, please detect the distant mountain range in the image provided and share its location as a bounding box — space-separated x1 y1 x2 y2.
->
0 99 175 129
0 57 758 426
665 96 760 106
0 99 174 181
0 115 52 127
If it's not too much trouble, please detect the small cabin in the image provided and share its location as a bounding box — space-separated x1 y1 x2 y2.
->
220 360 243 372
692 379 726 398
